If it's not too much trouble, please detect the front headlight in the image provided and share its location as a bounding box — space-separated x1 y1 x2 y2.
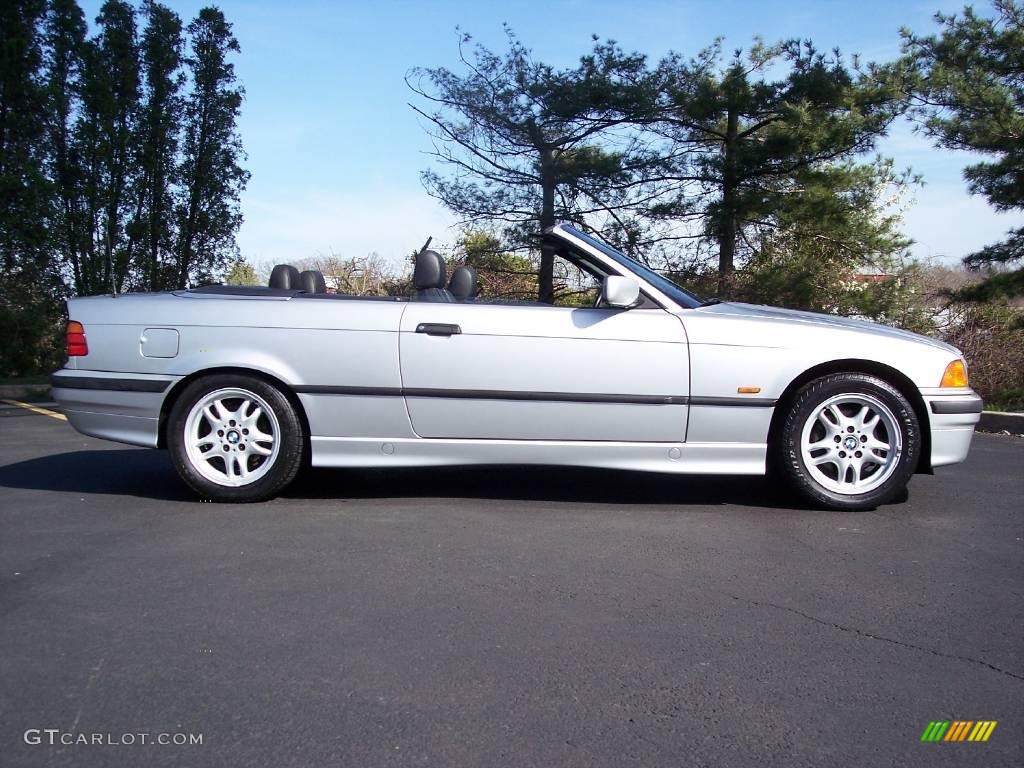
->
940 359 969 388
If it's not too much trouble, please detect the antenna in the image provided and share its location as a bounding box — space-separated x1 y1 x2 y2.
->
416 236 432 257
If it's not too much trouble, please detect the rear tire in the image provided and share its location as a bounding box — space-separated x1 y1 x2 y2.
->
778 373 920 511
168 374 305 502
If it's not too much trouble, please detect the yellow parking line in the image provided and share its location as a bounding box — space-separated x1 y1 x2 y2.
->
1 399 67 421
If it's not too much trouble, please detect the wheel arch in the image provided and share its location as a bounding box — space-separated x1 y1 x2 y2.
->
157 366 312 454
767 359 932 474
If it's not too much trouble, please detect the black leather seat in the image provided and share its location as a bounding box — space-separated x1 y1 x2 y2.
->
269 264 301 290
414 250 453 302
448 266 478 301
300 269 327 293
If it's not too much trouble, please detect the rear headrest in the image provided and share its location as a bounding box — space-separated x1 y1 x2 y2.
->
269 264 301 290
414 250 447 289
448 265 478 300
300 270 327 294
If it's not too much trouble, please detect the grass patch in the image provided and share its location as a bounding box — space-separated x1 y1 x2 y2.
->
21 387 53 403
0 374 50 386
985 388 1024 412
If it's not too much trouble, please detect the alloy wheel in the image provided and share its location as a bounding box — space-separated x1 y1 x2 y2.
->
183 388 280 487
799 393 903 496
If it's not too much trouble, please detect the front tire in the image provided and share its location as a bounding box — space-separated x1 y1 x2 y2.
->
779 373 921 511
168 374 305 502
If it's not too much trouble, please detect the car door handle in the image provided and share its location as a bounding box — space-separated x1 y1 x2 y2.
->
415 323 462 337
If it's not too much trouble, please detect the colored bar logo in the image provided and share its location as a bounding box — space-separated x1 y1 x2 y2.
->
921 721 996 742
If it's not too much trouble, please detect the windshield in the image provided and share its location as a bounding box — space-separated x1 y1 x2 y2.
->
560 226 704 309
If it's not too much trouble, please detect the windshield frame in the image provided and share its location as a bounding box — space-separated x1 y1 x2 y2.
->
549 225 704 310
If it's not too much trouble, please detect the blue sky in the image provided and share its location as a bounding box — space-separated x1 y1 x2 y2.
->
84 0 1023 268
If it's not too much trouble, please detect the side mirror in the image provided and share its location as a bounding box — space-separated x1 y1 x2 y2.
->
601 276 640 309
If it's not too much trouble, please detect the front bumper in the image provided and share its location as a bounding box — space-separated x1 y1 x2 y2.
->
921 388 983 468
51 370 179 448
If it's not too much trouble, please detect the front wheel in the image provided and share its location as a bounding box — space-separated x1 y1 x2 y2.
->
778 373 921 511
168 374 305 502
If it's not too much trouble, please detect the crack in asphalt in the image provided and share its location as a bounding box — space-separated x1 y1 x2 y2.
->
728 593 1024 682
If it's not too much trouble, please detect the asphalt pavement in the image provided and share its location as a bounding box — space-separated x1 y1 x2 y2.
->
0 402 1021 767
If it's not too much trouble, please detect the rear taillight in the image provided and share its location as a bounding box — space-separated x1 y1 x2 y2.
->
66 320 88 356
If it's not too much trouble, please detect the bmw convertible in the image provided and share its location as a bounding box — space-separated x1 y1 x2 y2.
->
52 224 982 509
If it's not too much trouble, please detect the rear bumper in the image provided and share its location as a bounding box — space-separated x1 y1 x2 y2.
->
51 370 179 448
922 389 982 468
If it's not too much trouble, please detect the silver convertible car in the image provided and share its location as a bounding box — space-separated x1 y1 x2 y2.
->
52 224 982 509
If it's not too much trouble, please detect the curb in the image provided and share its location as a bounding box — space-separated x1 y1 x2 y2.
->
976 410 1024 435
0 384 51 400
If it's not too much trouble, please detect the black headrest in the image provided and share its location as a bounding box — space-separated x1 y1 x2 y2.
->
414 250 447 289
269 264 301 290
300 270 326 294
448 265 478 299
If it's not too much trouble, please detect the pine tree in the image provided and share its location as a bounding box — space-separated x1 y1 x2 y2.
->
42 0 87 294
740 158 925 327
0 0 50 271
174 6 248 289
0 0 62 375
901 0 1024 299
224 257 258 285
409 31 658 303
132 0 184 290
651 40 903 295
77 0 141 293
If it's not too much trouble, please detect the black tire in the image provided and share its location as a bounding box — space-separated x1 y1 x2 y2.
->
778 373 921 511
167 374 305 502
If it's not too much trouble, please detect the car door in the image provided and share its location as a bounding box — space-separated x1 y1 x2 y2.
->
398 301 689 441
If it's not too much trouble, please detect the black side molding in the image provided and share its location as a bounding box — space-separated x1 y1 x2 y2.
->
689 396 778 408
402 388 688 405
51 374 172 393
930 397 984 415
293 385 404 397
293 386 776 407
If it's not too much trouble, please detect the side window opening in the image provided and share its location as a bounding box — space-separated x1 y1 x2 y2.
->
552 252 602 307
456 241 638 309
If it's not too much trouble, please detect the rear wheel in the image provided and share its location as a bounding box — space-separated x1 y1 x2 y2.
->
779 373 920 511
168 374 304 502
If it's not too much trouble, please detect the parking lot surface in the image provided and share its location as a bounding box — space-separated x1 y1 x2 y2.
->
0 403 1021 767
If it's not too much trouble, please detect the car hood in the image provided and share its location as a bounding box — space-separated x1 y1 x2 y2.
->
693 302 960 355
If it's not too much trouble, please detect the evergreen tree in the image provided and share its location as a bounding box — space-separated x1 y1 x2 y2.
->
76 0 141 294
0 0 61 376
0 0 50 272
174 6 248 289
740 158 926 328
224 257 258 285
409 31 658 303
901 0 1024 299
132 0 184 290
42 0 87 294
651 40 903 295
